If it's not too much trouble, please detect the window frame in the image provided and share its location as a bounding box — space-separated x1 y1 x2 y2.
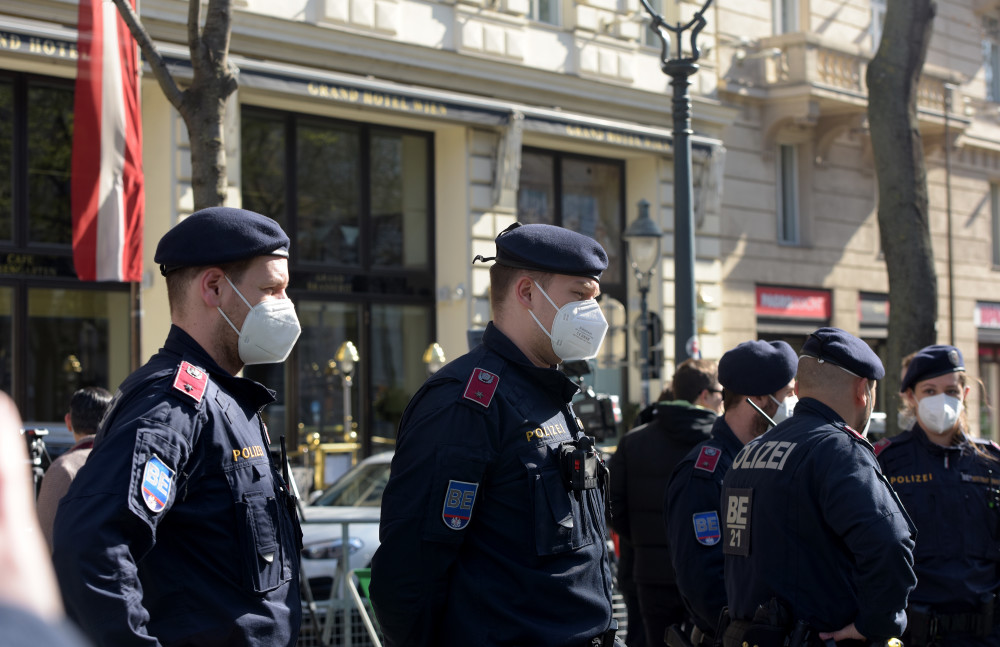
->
773 0 799 35
992 182 1000 267
529 0 560 26
777 144 800 246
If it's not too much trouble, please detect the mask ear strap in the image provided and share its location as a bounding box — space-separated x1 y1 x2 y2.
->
532 281 559 310
224 275 254 310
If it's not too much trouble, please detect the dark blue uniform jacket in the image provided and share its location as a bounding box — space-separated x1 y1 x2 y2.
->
722 398 916 641
370 323 615 647
876 427 1000 613
665 416 743 633
52 326 301 647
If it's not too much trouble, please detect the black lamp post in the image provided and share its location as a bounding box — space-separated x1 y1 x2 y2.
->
624 199 663 409
639 0 713 362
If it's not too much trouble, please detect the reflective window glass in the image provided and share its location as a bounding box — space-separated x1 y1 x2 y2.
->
25 288 130 422
295 301 361 444
561 158 623 287
27 83 73 246
518 151 556 224
369 303 432 445
297 122 361 265
241 112 287 229
0 79 12 240
0 287 12 394
371 132 428 268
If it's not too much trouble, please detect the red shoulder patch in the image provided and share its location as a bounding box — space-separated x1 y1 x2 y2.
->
463 369 499 408
841 424 865 441
873 437 892 457
172 361 208 403
694 446 721 473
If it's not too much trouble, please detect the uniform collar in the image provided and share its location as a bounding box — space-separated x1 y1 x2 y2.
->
711 416 745 456
793 397 847 426
482 322 580 403
163 325 276 408
912 423 967 455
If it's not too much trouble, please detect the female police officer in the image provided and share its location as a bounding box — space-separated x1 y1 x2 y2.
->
875 345 1000 646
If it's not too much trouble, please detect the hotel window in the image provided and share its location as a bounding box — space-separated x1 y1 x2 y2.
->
777 144 800 245
985 16 1000 103
530 0 559 25
0 71 132 421
992 183 1000 266
241 107 435 455
774 0 798 34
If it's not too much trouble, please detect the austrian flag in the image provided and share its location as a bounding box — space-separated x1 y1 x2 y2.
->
72 0 144 282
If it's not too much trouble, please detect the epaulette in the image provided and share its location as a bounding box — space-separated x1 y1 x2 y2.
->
463 367 500 408
972 436 1000 455
873 437 893 457
693 445 722 473
171 360 209 404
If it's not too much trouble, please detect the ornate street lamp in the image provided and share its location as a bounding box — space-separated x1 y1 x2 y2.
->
624 199 663 409
639 0 713 362
335 341 359 441
422 342 447 376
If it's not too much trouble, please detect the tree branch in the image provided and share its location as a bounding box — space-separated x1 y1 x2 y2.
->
111 0 184 111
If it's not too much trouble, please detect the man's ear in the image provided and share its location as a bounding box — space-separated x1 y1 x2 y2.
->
199 268 227 308
64 412 73 433
513 276 535 310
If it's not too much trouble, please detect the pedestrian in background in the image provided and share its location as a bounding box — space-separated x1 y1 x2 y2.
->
875 344 1000 646
36 386 113 550
665 339 797 645
372 222 622 647
609 358 720 646
53 207 303 647
722 327 915 646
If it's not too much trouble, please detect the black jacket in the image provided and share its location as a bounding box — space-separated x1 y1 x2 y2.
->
609 401 716 584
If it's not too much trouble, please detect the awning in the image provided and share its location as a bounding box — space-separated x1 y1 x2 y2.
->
0 16 723 155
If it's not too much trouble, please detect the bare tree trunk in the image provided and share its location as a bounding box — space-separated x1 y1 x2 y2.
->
113 0 236 210
866 0 937 434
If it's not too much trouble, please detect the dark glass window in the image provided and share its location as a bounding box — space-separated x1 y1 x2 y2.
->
241 107 435 459
0 79 12 241
27 83 74 245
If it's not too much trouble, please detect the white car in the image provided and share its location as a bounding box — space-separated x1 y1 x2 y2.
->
299 451 391 603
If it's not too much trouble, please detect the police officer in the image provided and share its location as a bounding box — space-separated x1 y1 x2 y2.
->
875 345 1000 646
52 207 303 646
609 359 721 647
664 339 797 644
721 327 916 647
371 222 620 647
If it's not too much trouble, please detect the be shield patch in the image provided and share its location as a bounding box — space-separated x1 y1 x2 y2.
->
692 511 721 546
141 454 174 513
442 480 478 530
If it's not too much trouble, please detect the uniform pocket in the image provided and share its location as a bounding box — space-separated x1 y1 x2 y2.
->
226 462 290 595
520 448 594 556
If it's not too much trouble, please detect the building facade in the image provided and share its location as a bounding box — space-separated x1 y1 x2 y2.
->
2 0 1000 457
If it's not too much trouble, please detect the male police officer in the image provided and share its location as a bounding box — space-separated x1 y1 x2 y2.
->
371 223 620 647
721 328 916 647
665 340 797 644
52 207 303 646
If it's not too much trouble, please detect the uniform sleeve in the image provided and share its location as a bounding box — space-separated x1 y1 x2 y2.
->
607 436 629 539
52 407 192 647
370 385 494 647
817 440 916 640
665 458 727 633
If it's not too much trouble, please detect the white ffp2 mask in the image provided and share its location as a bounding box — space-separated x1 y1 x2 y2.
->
528 282 609 362
218 276 302 365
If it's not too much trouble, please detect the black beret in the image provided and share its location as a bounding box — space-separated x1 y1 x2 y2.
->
476 222 608 281
718 340 798 396
800 327 885 381
155 207 289 275
900 344 965 392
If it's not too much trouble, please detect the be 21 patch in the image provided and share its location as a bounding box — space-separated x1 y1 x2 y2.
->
442 480 478 530
692 511 721 546
141 454 174 513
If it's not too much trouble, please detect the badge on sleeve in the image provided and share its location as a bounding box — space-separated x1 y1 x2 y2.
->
172 361 208 403
442 480 478 530
694 446 721 473
141 454 174 513
692 511 721 546
463 369 499 408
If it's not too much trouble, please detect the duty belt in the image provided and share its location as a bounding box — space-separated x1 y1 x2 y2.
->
908 604 999 642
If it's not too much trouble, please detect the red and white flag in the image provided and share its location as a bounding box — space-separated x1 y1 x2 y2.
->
72 0 144 282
